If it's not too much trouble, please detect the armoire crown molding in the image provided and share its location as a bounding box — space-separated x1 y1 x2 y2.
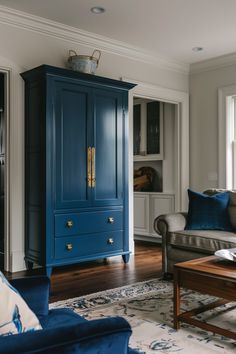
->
0 5 189 74
190 52 236 74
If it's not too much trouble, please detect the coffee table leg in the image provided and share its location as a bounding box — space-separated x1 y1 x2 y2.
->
173 268 180 330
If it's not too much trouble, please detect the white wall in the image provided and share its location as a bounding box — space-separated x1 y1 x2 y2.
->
190 63 236 191
0 15 188 272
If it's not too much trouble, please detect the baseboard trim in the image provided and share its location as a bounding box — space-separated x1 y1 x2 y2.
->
9 250 25 272
134 235 161 244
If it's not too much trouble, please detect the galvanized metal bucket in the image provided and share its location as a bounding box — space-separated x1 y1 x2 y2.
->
67 49 101 74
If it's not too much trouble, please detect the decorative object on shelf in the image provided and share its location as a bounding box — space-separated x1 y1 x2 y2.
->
21 64 135 276
67 49 101 74
134 167 157 191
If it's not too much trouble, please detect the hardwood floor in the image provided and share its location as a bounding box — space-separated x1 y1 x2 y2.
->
7 241 162 303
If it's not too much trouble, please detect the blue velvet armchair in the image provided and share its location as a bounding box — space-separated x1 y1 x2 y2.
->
0 276 138 354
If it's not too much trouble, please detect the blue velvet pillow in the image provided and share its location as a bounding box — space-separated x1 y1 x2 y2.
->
185 189 233 231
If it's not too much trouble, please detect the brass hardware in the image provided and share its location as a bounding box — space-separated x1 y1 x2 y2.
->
91 147 96 188
108 217 114 224
66 243 73 251
87 147 92 188
66 220 73 228
107 238 114 245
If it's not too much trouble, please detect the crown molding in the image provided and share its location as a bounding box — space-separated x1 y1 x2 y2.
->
0 5 189 74
190 52 236 74
123 76 188 103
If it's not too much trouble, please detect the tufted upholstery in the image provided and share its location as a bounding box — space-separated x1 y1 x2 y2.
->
154 189 236 275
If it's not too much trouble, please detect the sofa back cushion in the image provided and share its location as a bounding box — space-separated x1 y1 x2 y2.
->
185 189 233 231
204 189 236 229
228 192 236 229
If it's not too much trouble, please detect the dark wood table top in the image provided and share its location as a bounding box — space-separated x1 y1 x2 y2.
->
174 255 236 280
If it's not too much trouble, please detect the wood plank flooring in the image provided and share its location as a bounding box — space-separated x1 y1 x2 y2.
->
7 241 162 303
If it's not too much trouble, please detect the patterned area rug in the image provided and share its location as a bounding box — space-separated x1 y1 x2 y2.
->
50 279 236 353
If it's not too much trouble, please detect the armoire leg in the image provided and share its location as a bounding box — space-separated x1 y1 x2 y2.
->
46 267 52 277
122 254 130 264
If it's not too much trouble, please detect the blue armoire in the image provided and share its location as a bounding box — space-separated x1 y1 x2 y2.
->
21 65 135 276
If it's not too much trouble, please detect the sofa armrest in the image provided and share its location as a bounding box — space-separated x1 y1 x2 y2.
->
10 276 50 317
153 213 187 275
0 316 132 354
154 212 188 236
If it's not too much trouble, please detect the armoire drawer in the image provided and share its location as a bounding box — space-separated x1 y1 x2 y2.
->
54 231 123 260
54 210 123 237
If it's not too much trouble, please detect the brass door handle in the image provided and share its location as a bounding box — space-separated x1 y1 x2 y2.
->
87 147 92 188
66 243 73 251
91 147 96 188
107 238 114 245
108 217 114 224
66 220 73 228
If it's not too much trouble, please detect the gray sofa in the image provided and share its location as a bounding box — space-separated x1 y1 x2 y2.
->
154 189 236 276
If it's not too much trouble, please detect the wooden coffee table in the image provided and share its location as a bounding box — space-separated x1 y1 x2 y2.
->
173 255 236 339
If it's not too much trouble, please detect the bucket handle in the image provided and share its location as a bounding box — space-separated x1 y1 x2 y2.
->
91 50 101 65
68 50 77 60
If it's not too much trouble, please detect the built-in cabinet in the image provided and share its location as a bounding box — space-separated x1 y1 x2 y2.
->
133 98 176 242
134 192 175 242
21 65 135 276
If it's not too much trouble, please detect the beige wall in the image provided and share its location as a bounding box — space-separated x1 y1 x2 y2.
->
190 64 236 191
0 18 189 272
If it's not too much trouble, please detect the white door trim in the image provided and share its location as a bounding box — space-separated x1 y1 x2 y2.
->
0 68 10 271
124 78 189 252
218 85 236 188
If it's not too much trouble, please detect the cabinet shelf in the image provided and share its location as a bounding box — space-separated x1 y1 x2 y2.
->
133 154 163 162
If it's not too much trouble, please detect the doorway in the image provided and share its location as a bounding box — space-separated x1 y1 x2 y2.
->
0 74 4 269
124 78 189 254
133 96 177 243
0 71 9 271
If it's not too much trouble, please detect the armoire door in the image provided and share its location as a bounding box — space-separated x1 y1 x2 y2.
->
53 79 93 209
92 89 124 206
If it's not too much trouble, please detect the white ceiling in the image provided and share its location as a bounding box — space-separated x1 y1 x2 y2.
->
0 0 236 65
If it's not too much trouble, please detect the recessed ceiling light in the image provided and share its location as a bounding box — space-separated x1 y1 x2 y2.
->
192 47 204 52
90 6 106 14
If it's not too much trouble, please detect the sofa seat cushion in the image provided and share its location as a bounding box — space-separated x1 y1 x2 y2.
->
169 230 236 253
39 308 86 330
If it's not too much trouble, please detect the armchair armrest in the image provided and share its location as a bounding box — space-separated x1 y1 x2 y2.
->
153 213 187 275
0 316 132 354
10 276 50 317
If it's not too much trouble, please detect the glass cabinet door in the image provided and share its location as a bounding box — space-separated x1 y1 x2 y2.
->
133 99 163 161
147 101 160 155
133 104 141 155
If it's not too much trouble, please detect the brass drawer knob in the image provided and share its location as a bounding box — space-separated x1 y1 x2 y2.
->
108 217 114 224
66 243 73 251
107 238 114 245
66 220 73 228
